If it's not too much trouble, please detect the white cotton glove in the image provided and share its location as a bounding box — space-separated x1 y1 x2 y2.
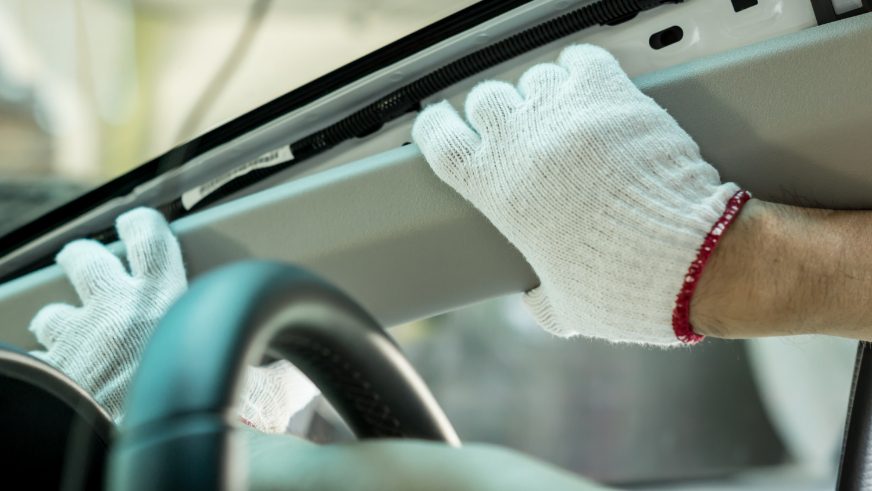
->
412 44 746 346
28 207 319 431
239 360 319 434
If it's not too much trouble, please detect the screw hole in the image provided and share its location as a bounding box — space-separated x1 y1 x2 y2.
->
649 25 684 50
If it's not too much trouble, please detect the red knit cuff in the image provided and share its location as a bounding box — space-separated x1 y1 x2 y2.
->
672 190 752 344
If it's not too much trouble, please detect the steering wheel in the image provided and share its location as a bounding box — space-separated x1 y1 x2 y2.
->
106 261 459 491
0 346 112 491
9 259 872 489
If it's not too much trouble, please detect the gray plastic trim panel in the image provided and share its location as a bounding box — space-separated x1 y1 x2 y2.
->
3 13 872 346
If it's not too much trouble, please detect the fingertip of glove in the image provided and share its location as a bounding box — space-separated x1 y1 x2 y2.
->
412 100 458 142
558 43 619 72
28 303 78 345
465 80 522 112
116 207 169 236
55 239 111 268
517 62 568 96
412 100 480 169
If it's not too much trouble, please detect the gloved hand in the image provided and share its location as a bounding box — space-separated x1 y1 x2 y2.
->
412 44 747 345
28 208 318 432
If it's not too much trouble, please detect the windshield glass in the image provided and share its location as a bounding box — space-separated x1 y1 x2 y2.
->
0 0 479 237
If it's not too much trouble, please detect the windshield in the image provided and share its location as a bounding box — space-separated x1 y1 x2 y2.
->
0 0 479 238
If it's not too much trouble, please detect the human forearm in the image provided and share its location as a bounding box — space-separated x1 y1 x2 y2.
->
413 43 872 345
692 199 872 340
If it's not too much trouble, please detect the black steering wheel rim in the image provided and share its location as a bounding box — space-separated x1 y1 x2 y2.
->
0 346 112 491
108 261 458 491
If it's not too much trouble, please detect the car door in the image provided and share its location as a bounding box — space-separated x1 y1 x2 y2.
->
0 0 869 488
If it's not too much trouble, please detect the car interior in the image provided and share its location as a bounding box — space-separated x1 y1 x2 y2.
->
1 0 872 489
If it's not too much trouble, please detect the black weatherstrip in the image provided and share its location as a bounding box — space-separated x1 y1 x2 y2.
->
179 0 683 215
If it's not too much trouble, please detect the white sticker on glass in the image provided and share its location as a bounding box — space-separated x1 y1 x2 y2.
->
181 146 294 210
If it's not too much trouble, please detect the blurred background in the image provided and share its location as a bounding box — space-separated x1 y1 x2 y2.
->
0 0 477 234
0 0 861 488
